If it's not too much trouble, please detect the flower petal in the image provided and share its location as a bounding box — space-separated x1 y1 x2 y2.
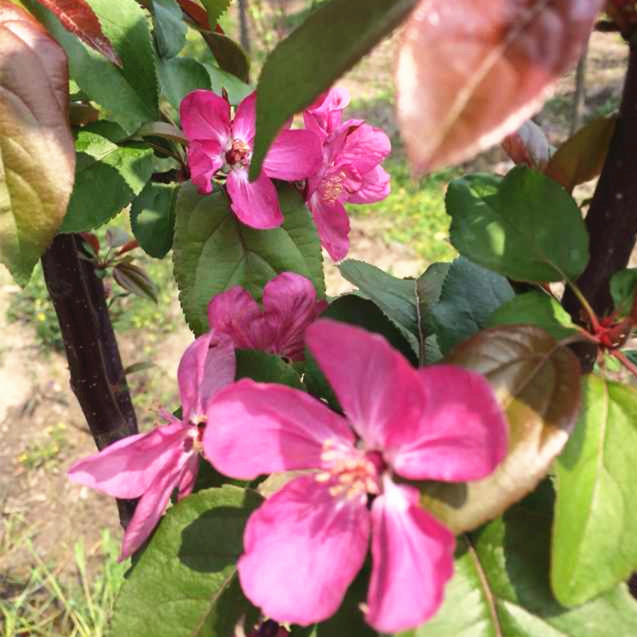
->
262 272 326 361
204 379 354 479
180 89 231 145
67 421 188 498
388 365 508 482
347 165 391 204
336 121 391 176
238 476 370 625
187 140 223 194
178 332 236 424
263 129 322 181
226 169 283 229
208 286 262 348
306 320 426 450
176 452 199 500
119 454 186 560
307 195 350 262
303 86 350 138
366 478 455 633
232 91 256 143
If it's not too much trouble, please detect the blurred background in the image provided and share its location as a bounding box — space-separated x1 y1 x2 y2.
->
0 1 630 634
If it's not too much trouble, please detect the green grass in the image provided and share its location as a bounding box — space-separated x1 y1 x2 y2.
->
1 516 128 637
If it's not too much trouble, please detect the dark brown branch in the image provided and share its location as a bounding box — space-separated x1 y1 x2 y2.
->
41 233 138 527
562 44 637 371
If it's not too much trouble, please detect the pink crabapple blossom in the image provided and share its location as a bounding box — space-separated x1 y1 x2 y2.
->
208 272 327 362
303 88 392 261
67 331 235 560
180 90 322 229
203 319 508 633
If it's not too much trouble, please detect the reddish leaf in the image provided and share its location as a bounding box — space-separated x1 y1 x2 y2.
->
545 115 616 192
32 0 121 67
177 0 210 29
80 232 100 257
0 2 75 284
501 120 552 170
420 326 581 533
397 0 603 175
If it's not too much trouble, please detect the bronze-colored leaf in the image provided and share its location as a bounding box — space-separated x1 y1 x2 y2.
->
32 0 121 66
0 2 75 284
545 115 616 192
396 0 602 175
420 326 581 533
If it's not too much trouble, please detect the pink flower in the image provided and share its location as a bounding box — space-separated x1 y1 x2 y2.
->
208 272 327 362
180 90 322 230
303 88 392 261
68 332 235 560
204 320 508 632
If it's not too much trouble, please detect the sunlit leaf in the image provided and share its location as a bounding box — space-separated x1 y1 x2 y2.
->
420 326 581 533
397 0 602 174
552 376 637 606
0 2 75 284
110 486 261 637
173 183 324 335
447 166 590 282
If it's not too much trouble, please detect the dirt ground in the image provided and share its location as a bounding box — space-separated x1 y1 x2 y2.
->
0 30 630 583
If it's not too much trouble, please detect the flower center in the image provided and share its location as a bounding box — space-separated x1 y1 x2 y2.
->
316 440 383 501
183 419 205 454
319 172 345 204
225 139 251 167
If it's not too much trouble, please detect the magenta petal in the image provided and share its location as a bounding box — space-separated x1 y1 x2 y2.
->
348 166 391 204
176 452 199 500
389 366 508 482
263 129 322 181
119 453 186 560
366 479 455 633
178 332 236 424
307 194 350 261
238 476 370 625
207 286 262 349
204 379 354 479
67 421 188 498
187 140 223 194
226 170 283 229
337 121 391 175
180 89 231 145
303 87 350 137
262 272 324 361
306 320 426 450
232 91 257 143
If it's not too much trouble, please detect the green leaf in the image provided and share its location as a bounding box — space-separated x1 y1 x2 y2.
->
447 166 590 282
113 262 158 302
552 376 637 606
250 0 418 178
201 0 233 26
338 260 421 355
402 495 637 637
610 268 637 317
60 131 154 233
130 182 178 258
429 256 514 354
159 56 211 111
173 183 324 335
110 486 262 637
25 0 159 135
153 0 187 58
205 63 252 105
488 290 577 341
420 326 581 534
235 349 304 389
0 3 75 285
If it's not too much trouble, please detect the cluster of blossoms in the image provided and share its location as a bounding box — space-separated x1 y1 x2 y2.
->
180 86 391 261
68 271 508 632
